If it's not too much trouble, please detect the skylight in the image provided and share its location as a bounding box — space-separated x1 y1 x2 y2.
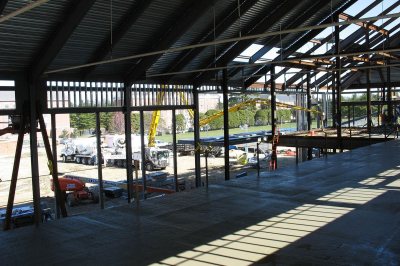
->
233 44 264 62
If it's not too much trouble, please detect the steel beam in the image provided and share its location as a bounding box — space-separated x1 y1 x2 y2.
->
244 0 357 88
165 0 258 75
83 0 151 78
276 135 388 149
222 69 230 181
387 35 393 123
195 0 302 85
125 0 213 85
4 116 25 230
30 0 95 79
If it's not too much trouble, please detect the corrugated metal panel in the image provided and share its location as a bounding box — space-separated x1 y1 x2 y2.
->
0 0 69 71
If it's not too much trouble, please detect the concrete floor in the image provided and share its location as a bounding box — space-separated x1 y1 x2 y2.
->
1 140 400 266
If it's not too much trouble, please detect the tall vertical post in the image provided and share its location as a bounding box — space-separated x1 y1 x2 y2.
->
124 85 133 202
140 110 146 195
95 112 105 209
172 109 178 191
50 113 61 219
222 69 230 181
29 84 41 226
331 73 336 128
193 86 201 187
271 65 277 169
306 72 312 160
387 34 393 123
366 29 372 134
335 15 342 151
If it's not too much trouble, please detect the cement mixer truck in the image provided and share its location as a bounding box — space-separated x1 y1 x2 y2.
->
60 137 100 165
103 134 170 171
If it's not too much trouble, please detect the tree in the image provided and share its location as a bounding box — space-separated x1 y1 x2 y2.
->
111 112 125 133
176 114 186 131
100 112 114 132
204 109 223 130
254 109 270 126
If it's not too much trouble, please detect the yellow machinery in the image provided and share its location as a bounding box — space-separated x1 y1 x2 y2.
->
148 94 322 147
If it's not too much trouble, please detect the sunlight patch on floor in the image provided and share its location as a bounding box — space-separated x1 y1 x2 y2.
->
150 204 353 266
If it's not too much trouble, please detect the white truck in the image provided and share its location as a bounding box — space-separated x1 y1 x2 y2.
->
102 134 170 171
60 138 100 165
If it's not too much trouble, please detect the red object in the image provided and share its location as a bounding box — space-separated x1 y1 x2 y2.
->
51 178 86 192
285 150 296 156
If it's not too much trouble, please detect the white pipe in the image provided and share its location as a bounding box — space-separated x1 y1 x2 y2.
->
0 0 50 23
44 12 400 75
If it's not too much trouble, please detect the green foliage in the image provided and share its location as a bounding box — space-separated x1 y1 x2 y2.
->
254 109 270 126
204 109 224 130
176 114 186 131
131 112 152 133
276 109 291 122
70 113 95 135
100 112 114 132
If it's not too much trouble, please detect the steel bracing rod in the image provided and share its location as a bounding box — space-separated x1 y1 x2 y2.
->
44 12 400 75
37 110 67 217
335 15 342 151
0 0 48 23
4 117 25 230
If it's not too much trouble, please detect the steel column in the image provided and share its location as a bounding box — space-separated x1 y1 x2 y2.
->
172 110 178 191
271 65 277 169
124 86 134 202
387 35 393 122
366 29 372 133
29 86 41 226
335 16 342 151
193 86 201 187
222 69 230 181
95 112 105 208
140 110 146 195
307 72 312 160
38 110 67 218
50 113 61 219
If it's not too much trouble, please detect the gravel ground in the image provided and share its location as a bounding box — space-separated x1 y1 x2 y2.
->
0 144 297 216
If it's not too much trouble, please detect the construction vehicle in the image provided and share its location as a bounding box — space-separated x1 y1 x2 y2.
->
60 138 99 165
103 134 170 171
51 177 99 207
148 95 322 148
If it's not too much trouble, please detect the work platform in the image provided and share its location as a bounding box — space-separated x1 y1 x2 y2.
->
1 141 400 265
